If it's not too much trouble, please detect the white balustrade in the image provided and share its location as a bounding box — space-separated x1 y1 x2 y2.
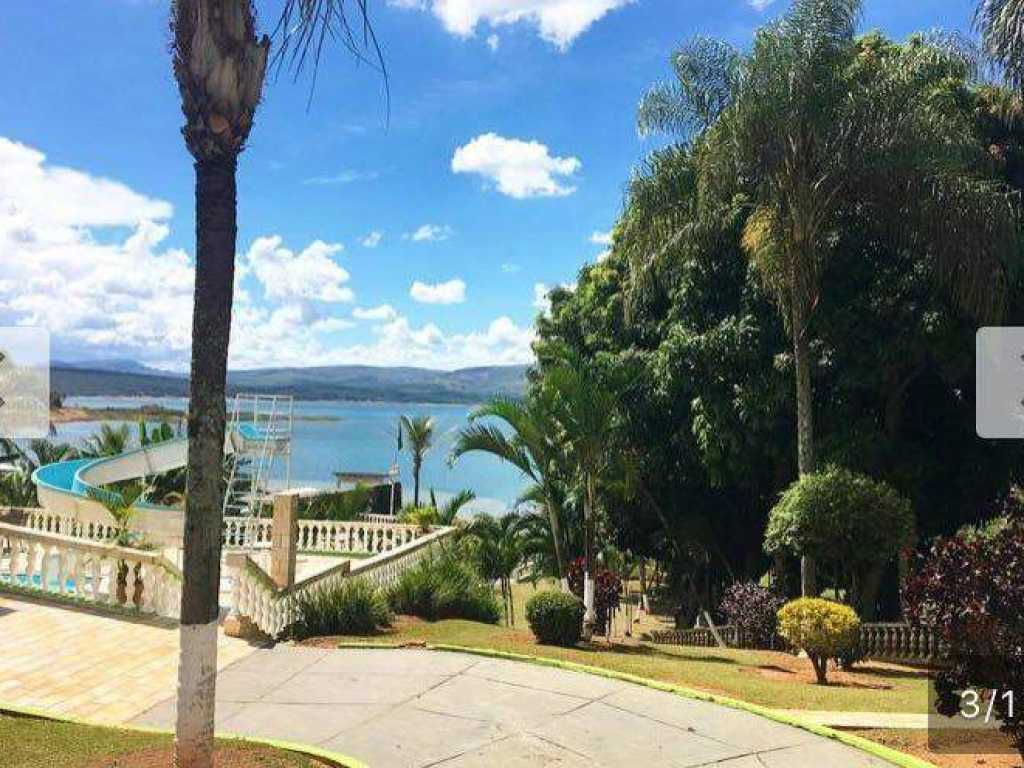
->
0 521 182 619
221 516 426 555
231 525 454 638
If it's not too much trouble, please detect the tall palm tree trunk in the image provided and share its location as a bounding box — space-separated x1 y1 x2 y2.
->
175 157 238 767
792 295 817 597
413 459 421 507
170 4 268 766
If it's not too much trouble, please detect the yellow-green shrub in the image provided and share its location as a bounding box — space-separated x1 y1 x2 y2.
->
777 598 860 684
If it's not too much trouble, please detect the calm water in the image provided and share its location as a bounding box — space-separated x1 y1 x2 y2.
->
59 397 525 516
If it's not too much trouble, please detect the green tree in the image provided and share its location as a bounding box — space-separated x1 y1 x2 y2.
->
764 467 915 618
541 355 627 637
400 415 435 508
0 439 77 508
437 489 476 526
634 0 1018 595
80 424 131 458
976 0 1024 90
167 2 383 765
453 394 572 584
465 512 526 626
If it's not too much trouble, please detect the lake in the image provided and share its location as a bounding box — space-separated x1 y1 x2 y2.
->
58 397 526 516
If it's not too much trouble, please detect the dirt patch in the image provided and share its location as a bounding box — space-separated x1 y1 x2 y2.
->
741 652 926 690
849 728 1023 768
84 744 327 768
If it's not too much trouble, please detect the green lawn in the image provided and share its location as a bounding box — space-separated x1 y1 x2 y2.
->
326 582 932 715
0 713 327 768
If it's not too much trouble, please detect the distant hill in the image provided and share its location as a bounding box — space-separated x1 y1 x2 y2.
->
51 362 529 404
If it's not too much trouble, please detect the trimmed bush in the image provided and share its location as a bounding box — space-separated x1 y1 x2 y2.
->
387 550 502 624
290 578 392 639
718 581 784 648
764 466 914 618
777 598 860 685
526 590 585 646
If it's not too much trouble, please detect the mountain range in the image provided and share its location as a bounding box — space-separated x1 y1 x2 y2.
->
51 360 529 404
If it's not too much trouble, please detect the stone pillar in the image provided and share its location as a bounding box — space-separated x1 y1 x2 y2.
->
271 492 298 590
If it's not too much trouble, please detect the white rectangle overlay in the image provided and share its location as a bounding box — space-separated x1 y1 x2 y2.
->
0 327 50 439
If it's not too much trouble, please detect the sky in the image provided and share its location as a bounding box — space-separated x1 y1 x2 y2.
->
0 0 977 371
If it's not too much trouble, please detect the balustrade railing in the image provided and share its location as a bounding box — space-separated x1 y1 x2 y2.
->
649 621 944 664
222 516 425 554
0 521 182 619
231 525 454 639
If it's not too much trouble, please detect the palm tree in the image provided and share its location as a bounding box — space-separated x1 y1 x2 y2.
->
437 489 476 526
168 3 383 765
977 0 1024 90
541 357 625 638
400 415 434 507
452 394 572 585
80 424 131 458
466 512 526 626
0 439 76 508
633 0 1018 595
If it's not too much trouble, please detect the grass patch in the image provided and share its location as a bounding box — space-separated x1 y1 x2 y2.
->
320 581 932 714
0 713 329 768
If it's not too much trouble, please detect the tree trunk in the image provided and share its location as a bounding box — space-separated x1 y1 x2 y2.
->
413 459 421 508
582 474 596 639
545 498 568 587
174 157 237 768
855 562 886 622
792 297 817 597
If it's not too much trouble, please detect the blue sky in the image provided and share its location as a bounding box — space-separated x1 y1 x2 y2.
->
0 0 976 370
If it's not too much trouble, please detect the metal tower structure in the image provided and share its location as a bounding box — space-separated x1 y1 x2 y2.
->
222 393 294 521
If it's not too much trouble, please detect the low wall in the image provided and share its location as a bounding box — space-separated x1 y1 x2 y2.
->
648 622 944 665
231 525 455 639
0 521 182 619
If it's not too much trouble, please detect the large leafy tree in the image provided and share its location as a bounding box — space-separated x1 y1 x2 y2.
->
634 0 1019 595
453 394 572 583
168 2 382 765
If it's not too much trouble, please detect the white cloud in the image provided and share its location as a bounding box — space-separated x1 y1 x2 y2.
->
388 0 633 50
408 223 453 242
452 133 581 199
0 136 532 371
410 278 467 305
361 231 383 248
749 0 777 9
501 263 520 273
353 304 398 321
243 237 353 303
487 34 501 51
596 249 610 262
589 229 612 246
303 169 379 185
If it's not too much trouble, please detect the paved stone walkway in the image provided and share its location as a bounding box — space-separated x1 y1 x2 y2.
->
134 646 899 768
0 595 256 723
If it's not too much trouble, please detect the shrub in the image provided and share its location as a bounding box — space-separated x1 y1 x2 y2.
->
764 466 914 617
387 550 502 624
290 578 392 639
777 598 860 685
566 557 622 634
904 520 1024 760
526 590 585 646
718 581 784 648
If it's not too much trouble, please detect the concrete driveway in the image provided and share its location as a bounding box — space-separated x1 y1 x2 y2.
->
133 646 897 768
